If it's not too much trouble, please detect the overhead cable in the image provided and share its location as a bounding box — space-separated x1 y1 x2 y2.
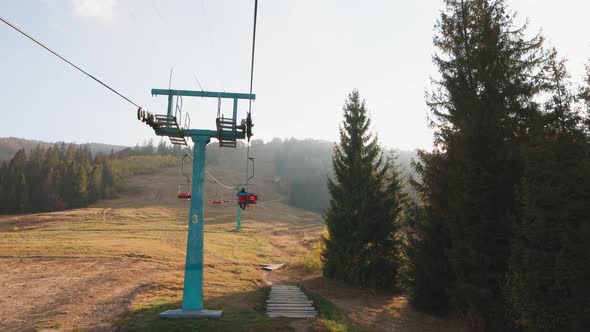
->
182 146 234 190
0 15 141 109
245 0 259 190
247 0 258 117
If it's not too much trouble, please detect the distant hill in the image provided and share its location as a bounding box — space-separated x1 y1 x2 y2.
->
0 137 127 162
0 136 420 213
204 138 419 212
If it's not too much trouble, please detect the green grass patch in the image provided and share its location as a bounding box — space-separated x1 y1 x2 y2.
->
297 240 324 274
305 291 364 332
116 295 297 332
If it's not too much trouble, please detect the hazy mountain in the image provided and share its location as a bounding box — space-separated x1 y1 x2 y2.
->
0 137 127 162
205 138 419 212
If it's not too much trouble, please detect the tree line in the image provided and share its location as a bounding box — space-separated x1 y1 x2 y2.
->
322 1 590 331
203 137 335 212
0 135 408 215
205 136 415 213
0 142 178 214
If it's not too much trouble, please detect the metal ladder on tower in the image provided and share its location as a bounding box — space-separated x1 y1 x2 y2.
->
216 115 239 147
154 95 188 146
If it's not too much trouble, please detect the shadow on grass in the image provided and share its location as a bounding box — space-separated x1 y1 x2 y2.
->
302 276 467 332
114 287 299 332
305 289 365 332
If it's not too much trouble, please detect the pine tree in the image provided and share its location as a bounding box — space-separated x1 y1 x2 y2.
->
509 52 590 332
28 145 46 210
323 90 400 289
144 139 155 154
10 149 30 212
44 145 63 211
374 153 409 289
407 150 454 312
71 163 89 208
418 0 548 324
581 62 590 134
157 139 168 155
101 160 115 198
1 160 16 212
88 164 104 202
0 162 8 212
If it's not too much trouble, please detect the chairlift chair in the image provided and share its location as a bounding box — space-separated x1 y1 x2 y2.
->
177 154 192 200
237 187 249 209
248 193 258 204
178 186 192 200
235 157 258 209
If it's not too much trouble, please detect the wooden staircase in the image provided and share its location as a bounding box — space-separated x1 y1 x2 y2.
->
266 285 318 318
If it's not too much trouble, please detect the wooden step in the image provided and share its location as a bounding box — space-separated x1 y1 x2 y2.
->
265 285 317 318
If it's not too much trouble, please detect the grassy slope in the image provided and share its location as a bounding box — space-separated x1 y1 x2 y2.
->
0 208 329 331
0 165 464 332
0 165 360 331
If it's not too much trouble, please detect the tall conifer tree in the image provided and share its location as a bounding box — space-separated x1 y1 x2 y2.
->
407 150 454 311
323 90 401 289
509 53 590 332
581 62 590 134
416 0 547 324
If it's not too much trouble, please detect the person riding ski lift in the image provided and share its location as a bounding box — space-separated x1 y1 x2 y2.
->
237 187 248 210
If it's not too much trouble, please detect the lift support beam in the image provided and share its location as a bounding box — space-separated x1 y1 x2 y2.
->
147 89 255 320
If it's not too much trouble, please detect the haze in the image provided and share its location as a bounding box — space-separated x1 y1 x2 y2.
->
1 0 589 150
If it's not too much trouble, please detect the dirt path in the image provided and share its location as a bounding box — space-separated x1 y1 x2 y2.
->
0 257 163 332
256 219 469 332
300 277 468 332
262 264 469 332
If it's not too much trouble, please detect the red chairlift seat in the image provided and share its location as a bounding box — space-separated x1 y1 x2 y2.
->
177 155 192 200
248 193 257 204
236 189 258 209
178 192 192 200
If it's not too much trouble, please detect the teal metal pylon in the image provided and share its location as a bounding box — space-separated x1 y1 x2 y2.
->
139 88 255 319
237 196 242 231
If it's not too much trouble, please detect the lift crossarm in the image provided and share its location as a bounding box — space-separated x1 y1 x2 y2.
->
151 89 256 100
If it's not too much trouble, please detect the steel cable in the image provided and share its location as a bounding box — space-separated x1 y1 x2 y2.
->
0 15 141 109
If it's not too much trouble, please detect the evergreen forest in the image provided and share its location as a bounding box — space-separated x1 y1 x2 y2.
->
321 1 590 331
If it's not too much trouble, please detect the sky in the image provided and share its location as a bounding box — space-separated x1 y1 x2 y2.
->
1 0 589 151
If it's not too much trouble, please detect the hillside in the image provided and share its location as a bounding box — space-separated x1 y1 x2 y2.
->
0 137 127 162
0 137 418 215
205 138 418 212
0 164 465 332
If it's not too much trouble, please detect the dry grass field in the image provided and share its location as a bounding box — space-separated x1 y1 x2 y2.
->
0 166 467 332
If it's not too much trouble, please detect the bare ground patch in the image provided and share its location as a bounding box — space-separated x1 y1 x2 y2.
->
0 257 163 332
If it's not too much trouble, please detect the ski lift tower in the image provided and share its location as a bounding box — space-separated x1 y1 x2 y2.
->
138 88 255 319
